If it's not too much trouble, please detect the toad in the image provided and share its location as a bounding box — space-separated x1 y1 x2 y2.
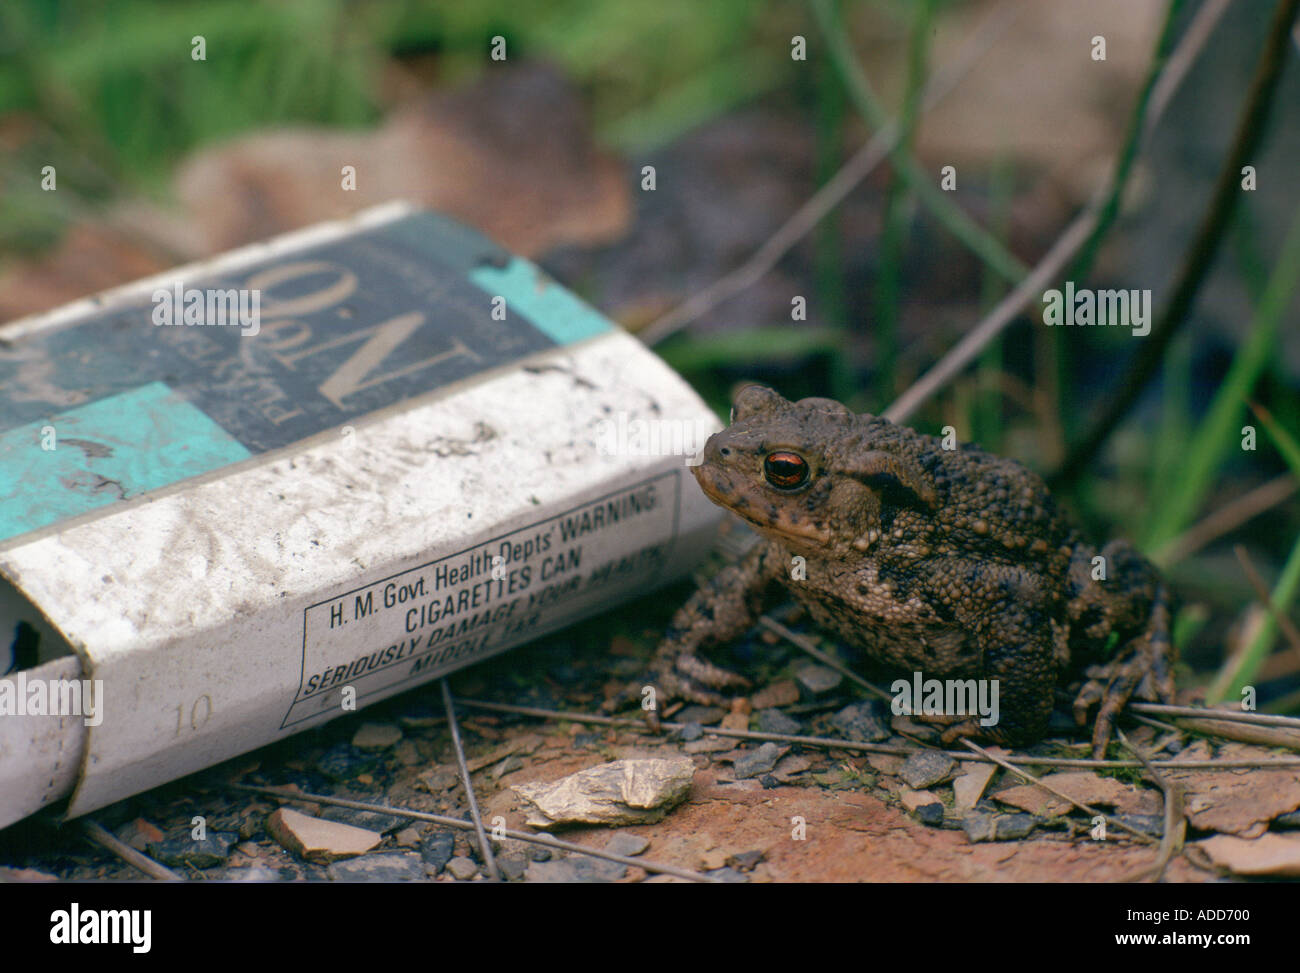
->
636 386 1175 756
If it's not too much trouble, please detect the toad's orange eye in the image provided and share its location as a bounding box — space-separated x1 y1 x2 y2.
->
763 452 809 490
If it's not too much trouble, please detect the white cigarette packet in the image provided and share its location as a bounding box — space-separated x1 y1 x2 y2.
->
0 202 722 828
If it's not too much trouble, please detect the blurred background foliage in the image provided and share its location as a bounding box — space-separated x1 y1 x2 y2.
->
0 0 797 188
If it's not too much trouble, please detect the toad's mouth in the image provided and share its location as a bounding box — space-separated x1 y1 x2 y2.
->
693 464 831 546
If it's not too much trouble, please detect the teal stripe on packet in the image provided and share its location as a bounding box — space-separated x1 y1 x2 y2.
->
0 381 251 543
468 258 612 345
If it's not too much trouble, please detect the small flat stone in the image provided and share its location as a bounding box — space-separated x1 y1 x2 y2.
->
678 722 704 742
146 831 237 870
899 786 942 813
952 761 998 814
328 852 424 882
899 751 956 789
994 814 1039 840
705 867 749 883
267 808 381 862
445 856 479 880
1111 813 1165 838
394 827 421 848
700 848 729 870
773 754 812 781
351 722 403 750
733 742 784 779
419 766 459 793
573 856 626 882
466 738 544 773
916 803 945 827
675 705 726 726
720 712 749 731
995 770 1160 818
756 709 801 735
498 856 528 882
727 850 764 871
526 860 584 883
751 680 800 709
527 845 553 862
830 700 891 742
493 754 524 778
513 758 696 829
420 831 456 873
795 663 842 696
605 833 650 857
1193 832 1300 877
961 813 997 843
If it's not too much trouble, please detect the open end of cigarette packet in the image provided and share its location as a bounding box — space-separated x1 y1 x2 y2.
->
0 202 722 829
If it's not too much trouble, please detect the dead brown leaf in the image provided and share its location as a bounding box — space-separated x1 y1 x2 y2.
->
1193 832 1300 877
1166 742 1300 835
994 771 1161 818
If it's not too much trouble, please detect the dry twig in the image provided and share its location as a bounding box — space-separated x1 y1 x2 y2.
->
441 679 500 881
1116 728 1186 882
80 819 181 882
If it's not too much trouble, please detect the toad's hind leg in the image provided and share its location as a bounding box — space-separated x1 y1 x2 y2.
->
1072 581 1176 757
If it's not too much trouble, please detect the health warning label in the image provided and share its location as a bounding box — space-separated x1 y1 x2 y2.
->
282 471 681 728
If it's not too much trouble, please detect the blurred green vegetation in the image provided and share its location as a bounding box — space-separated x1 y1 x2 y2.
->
0 0 790 189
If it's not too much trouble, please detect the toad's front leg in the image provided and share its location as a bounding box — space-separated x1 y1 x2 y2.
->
1072 589 1176 757
1066 541 1177 757
608 540 786 713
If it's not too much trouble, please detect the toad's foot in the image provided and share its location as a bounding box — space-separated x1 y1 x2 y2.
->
654 650 752 708
1073 583 1176 757
600 648 752 724
929 716 1018 749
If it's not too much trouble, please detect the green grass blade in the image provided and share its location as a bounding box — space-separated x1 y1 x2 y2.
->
1144 201 1300 549
1207 532 1300 705
1249 401 1300 476
808 0 1027 286
873 0 933 406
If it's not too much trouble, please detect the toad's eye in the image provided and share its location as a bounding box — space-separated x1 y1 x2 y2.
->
762 451 809 490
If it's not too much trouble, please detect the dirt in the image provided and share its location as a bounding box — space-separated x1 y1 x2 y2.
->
0 608 1229 883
